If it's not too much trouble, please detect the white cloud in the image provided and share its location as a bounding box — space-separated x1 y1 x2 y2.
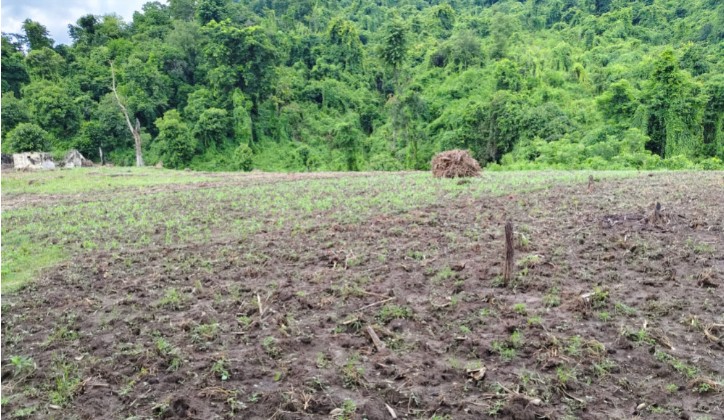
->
1 0 152 45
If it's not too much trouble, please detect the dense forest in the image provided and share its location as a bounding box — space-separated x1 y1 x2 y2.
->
2 0 723 171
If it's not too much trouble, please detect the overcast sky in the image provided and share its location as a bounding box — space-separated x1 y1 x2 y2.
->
2 0 150 45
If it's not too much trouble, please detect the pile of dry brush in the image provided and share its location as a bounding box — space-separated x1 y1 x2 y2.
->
431 150 481 178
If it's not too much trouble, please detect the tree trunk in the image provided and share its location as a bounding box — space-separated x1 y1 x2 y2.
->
134 118 144 167
110 61 144 167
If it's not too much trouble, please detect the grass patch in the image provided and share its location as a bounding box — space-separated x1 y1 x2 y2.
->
1 170 638 292
0 167 216 195
1 244 65 293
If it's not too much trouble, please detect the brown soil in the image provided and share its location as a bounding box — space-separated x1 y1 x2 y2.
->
2 172 723 419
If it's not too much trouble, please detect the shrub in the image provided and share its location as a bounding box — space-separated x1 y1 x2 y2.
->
367 153 403 171
698 156 723 170
661 155 694 170
3 123 50 153
233 143 254 171
155 110 196 169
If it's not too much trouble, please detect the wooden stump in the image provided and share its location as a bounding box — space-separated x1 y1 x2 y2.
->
503 221 515 284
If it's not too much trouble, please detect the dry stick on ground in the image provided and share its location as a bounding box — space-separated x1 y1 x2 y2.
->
385 403 398 419
355 296 396 312
110 61 144 167
503 221 515 285
366 325 387 352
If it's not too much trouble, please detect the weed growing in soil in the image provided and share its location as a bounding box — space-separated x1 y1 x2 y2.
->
11 406 38 417
9 355 35 377
433 266 455 284
237 315 252 328
49 357 82 407
491 340 517 361
544 287 561 308
614 302 637 316
517 254 542 268
566 336 583 357
192 323 220 345
341 356 365 389
211 359 230 381
315 353 330 369
158 288 184 310
654 351 698 378
622 326 655 345
591 287 609 309
153 335 183 371
376 305 413 324
694 381 718 394
513 303 527 315
556 366 578 389
262 337 281 358
44 325 79 347
337 399 357 419
592 359 617 378
510 330 525 348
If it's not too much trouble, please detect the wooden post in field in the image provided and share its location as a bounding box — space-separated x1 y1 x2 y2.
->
653 202 661 224
503 221 514 285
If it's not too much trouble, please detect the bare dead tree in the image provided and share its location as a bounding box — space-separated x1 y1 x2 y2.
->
503 220 515 285
110 61 144 167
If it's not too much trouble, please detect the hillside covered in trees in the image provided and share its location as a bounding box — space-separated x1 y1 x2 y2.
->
2 0 723 171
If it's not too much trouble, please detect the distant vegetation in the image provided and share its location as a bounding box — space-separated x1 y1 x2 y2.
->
2 0 722 170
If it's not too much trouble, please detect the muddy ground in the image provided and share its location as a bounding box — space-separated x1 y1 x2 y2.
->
2 172 723 419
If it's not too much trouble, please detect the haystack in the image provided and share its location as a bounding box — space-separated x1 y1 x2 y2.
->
431 149 481 178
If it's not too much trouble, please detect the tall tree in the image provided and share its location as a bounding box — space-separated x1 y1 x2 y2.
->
155 109 196 168
378 18 408 94
1 92 30 138
169 0 197 21
702 75 724 158
326 18 364 72
643 50 705 158
1 36 30 95
197 0 230 25
201 20 280 140
25 48 65 80
597 79 638 124
22 80 81 141
21 19 53 50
